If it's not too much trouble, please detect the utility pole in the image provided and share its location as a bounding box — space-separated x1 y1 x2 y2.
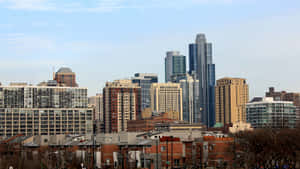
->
155 136 159 169
171 136 173 169
166 139 169 169
143 146 146 168
92 124 96 169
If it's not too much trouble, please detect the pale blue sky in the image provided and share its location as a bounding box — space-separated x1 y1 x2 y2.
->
1 0 300 97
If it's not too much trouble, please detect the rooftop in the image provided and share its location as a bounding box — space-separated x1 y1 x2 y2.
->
57 67 73 73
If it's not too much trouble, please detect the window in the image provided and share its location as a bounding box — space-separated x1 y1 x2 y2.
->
174 159 180 166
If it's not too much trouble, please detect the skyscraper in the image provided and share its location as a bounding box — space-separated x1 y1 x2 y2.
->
54 67 78 87
132 73 158 111
103 80 141 133
189 34 216 127
150 83 183 120
180 74 200 123
165 51 186 82
215 78 249 125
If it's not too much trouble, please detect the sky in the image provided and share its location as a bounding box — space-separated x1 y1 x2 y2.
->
1 0 300 97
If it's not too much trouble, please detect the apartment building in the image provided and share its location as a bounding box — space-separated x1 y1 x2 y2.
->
150 83 183 120
215 78 249 125
0 85 92 137
103 80 141 133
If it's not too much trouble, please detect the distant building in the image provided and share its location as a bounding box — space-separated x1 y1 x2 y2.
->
150 83 183 120
246 97 296 128
132 73 158 111
127 112 176 132
155 122 205 132
229 121 253 133
103 80 141 133
37 80 58 87
215 78 249 125
9 82 28 86
265 87 285 100
179 74 200 123
189 34 215 127
89 94 104 133
165 51 186 82
265 87 300 124
0 85 92 137
170 73 187 83
88 94 103 121
53 67 78 87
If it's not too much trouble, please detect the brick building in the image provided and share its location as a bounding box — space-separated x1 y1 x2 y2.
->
103 80 141 133
127 112 176 132
53 67 78 87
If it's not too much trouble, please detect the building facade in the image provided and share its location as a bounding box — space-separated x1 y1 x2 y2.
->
150 83 183 120
165 51 186 82
132 73 158 111
0 85 88 109
246 97 296 128
179 74 200 123
265 87 300 124
103 80 141 133
53 67 78 87
189 34 216 127
0 85 92 137
88 94 103 121
215 78 249 125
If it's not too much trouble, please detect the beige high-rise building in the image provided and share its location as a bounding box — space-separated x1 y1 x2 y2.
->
88 94 103 121
150 83 183 120
215 78 249 125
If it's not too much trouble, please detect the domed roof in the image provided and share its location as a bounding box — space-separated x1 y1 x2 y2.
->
57 67 73 73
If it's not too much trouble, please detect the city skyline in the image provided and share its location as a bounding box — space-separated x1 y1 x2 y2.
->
1 0 300 98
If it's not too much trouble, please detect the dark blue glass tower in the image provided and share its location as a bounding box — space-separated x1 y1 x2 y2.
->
189 44 197 74
189 34 216 127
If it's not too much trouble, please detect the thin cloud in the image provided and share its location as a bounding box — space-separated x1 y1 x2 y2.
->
3 0 56 11
0 34 57 55
0 0 243 12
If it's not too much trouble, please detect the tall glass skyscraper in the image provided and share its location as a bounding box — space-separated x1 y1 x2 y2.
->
189 34 216 127
165 51 186 82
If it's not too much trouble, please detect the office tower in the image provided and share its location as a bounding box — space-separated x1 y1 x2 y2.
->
179 74 200 123
165 51 186 82
246 97 296 128
0 84 92 137
215 78 249 126
265 87 300 124
88 94 103 121
132 73 158 111
103 80 141 133
189 33 215 127
54 67 78 87
150 83 183 120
